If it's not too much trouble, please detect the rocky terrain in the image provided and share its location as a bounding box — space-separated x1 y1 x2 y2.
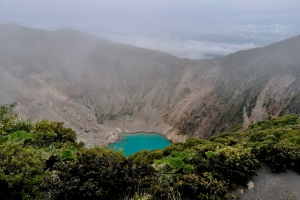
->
1 23 300 146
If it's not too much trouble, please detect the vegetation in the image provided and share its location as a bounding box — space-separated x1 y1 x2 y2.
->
0 103 300 199
95 112 117 123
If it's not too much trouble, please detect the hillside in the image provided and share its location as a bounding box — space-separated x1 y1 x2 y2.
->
1 103 300 199
1 23 300 146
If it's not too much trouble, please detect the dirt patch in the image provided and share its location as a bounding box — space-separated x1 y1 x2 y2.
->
235 164 300 200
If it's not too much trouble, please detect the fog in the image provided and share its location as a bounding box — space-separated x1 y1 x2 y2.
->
1 0 300 59
1 2 300 149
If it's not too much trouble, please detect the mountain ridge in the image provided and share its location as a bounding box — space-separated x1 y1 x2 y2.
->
1 24 300 146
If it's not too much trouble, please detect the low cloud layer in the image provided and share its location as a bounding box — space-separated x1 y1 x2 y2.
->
99 32 259 59
95 23 298 59
1 0 300 59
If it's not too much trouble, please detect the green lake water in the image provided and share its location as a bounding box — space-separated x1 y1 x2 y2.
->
108 132 172 156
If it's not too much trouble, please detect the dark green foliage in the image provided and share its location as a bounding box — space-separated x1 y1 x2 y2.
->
8 130 35 144
130 149 164 164
146 114 300 198
0 104 80 199
252 140 300 173
177 173 229 200
0 103 300 199
231 124 242 132
205 150 214 158
248 114 300 130
209 147 260 187
0 142 47 199
48 147 154 200
0 135 8 144
162 143 184 155
33 120 77 147
207 115 300 174
153 151 195 174
0 103 16 119
0 103 33 135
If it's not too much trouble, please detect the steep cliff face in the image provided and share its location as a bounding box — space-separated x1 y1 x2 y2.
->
1 24 300 146
174 36 300 138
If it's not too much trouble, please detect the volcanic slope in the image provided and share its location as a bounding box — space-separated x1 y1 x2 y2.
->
1 23 300 146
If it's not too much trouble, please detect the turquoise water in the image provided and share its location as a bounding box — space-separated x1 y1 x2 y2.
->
108 132 172 156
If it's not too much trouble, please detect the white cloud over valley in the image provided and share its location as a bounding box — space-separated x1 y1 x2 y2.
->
1 0 299 59
99 32 259 59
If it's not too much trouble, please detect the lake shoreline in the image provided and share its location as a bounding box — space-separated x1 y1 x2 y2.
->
119 131 172 140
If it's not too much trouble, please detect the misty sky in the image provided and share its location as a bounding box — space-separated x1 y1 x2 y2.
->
1 0 300 59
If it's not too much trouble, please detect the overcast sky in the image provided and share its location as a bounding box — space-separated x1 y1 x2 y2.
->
1 0 300 59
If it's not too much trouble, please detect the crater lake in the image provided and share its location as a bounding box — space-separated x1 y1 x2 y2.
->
108 132 172 156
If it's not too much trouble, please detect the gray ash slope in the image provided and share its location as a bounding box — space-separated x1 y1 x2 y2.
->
1 23 300 145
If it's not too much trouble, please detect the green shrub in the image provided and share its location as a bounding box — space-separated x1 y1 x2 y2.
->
163 144 185 155
1 103 300 200
253 140 300 173
49 147 154 200
0 142 47 199
130 149 164 164
175 173 229 200
0 103 33 135
210 146 260 187
33 120 77 147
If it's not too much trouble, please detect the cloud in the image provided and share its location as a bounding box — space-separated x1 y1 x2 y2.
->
97 32 259 59
93 22 299 60
2 0 299 60
224 24 300 44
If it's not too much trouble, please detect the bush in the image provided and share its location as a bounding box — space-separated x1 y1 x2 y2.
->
130 149 164 164
0 103 33 135
253 140 300 173
177 172 229 200
49 147 154 200
33 120 77 147
210 146 260 187
0 142 47 199
1 103 300 199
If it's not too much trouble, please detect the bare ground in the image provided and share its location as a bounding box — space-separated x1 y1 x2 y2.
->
234 164 300 200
